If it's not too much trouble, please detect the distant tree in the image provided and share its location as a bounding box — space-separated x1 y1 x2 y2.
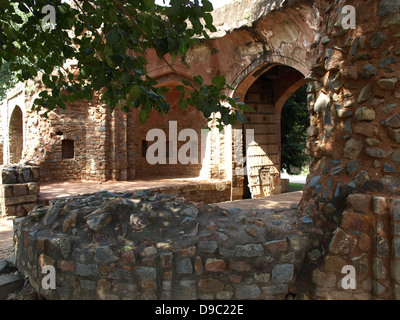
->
0 3 29 101
280 84 309 175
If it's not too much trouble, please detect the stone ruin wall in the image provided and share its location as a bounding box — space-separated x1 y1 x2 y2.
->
300 0 400 299
3 0 400 300
0 84 225 183
13 190 318 300
0 165 39 217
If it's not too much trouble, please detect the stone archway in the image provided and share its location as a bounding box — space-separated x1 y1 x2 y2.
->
241 64 306 199
230 60 308 200
8 106 24 164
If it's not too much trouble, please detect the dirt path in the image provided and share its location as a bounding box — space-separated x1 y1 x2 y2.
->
0 217 14 260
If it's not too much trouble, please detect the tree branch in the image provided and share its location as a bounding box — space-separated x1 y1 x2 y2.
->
110 0 197 91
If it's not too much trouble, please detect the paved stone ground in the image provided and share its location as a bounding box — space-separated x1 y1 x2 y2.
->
37 177 230 202
218 191 302 211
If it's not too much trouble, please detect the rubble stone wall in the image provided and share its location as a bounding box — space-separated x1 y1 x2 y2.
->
0 165 39 217
13 191 317 300
299 0 400 299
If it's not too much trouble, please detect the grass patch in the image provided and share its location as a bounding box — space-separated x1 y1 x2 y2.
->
289 183 305 192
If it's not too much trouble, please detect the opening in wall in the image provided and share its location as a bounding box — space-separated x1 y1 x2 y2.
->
62 139 74 159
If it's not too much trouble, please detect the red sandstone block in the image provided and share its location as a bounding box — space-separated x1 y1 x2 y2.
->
160 252 173 268
205 258 226 272
12 185 28 197
229 260 251 272
199 278 223 293
38 254 54 268
57 260 75 272
341 210 372 233
263 239 287 253
177 246 196 257
195 256 203 275
229 275 242 283
346 194 372 213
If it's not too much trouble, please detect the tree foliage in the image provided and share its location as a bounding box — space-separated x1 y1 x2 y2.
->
280 84 309 175
0 60 17 100
0 0 246 127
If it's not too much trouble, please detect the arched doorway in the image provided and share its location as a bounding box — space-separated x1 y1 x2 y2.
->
9 106 24 164
239 64 305 198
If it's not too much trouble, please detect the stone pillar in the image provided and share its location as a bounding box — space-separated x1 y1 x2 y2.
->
0 165 39 217
108 109 128 181
301 0 400 299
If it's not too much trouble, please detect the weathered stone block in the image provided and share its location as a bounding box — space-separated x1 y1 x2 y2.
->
262 284 288 296
353 122 378 137
325 255 347 273
263 239 287 253
235 284 261 299
176 280 196 299
341 211 372 233
199 278 223 293
198 241 218 254
3 195 36 206
0 274 24 300
377 78 398 90
204 258 226 272
234 244 264 258
391 199 400 221
75 263 98 277
175 258 193 275
314 92 330 113
382 175 400 192
373 196 387 215
357 84 374 104
346 194 372 213
271 264 294 283
229 260 251 272
344 139 364 160
329 228 357 255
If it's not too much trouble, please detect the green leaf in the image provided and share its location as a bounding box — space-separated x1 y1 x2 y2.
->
0 0 10 10
129 85 142 99
175 85 185 92
139 109 149 123
106 27 120 45
58 4 68 14
203 13 213 26
143 0 156 9
21 70 31 80
202 0 214 12
124 245 133 252
212 75 226 90
181 78 190 86
235 110 245 123
238 103 255 112
193 75 203 85
178 99 188 111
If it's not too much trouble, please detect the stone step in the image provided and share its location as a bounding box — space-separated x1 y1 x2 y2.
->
0 273 24 300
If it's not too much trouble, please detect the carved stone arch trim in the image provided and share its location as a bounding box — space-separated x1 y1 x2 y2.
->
152 71 194 89
230 51 310 100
